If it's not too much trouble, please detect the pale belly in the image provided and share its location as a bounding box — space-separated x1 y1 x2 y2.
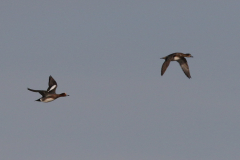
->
42 98 55 103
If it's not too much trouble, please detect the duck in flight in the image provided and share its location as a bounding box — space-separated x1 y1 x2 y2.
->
27 76 69 102
160 52 193 79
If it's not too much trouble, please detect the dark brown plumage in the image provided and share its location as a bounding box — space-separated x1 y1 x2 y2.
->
160 52 193 79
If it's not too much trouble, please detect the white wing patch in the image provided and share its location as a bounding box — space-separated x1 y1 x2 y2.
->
173 56 181 61
48 85 56 92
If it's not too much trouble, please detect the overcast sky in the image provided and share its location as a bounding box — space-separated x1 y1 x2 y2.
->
1 1 240 160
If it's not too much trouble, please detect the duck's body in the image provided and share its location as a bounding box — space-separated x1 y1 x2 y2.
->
160 53 193 78
28 76 69 103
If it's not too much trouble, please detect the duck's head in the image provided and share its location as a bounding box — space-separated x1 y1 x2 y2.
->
60 93 69 97
185 53 193 58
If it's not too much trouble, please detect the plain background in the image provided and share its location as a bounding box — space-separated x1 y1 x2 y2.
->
1 1 240 160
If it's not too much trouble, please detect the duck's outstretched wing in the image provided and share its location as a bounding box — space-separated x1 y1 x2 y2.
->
47 75 58 94
161 60 171 76
177 58 191 78
27 88 48 97
161 55 174 76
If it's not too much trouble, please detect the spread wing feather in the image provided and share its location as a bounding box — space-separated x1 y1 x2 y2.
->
161 55 174 76
27 88 48 97
47 76 58 93
177 58 191 78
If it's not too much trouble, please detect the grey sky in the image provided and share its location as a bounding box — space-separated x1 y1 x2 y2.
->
1 1 240 160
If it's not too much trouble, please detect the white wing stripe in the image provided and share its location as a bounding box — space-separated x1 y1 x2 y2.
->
48 85 56 92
